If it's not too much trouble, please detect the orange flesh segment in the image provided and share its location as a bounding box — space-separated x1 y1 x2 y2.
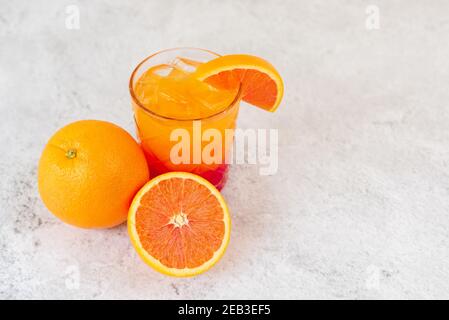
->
134 177 225 269
205 68 278 110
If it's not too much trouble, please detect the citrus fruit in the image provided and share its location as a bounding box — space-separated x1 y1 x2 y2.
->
128 172 231 277
193 54 284 112
38 120 149 228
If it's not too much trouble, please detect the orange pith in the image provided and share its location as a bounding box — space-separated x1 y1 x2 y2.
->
194 54 284 112
128 172 231 277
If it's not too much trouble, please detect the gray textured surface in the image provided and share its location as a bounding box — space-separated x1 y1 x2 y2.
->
1 0 449 299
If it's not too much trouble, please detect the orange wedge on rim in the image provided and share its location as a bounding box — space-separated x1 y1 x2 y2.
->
128 172 231 277
194 54 284 112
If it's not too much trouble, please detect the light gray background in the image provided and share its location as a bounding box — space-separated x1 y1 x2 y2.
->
1 0 449 299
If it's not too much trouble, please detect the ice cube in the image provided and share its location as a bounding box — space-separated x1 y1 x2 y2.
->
151 64 173 77
170 57 199 73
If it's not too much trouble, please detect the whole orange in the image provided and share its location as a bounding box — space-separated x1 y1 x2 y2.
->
38 120 149 228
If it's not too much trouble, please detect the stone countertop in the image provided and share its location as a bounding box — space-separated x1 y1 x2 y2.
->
1 0 449 299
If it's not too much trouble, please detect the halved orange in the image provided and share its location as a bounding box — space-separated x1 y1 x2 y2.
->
128 172 231 277
193 54 284 112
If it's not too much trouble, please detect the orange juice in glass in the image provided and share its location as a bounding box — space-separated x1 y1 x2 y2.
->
129 48 240 190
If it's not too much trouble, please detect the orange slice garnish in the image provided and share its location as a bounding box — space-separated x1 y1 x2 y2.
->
194 54 284 112
128 172 231 277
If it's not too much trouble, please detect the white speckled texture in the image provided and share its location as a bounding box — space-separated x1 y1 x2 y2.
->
1 0 449 299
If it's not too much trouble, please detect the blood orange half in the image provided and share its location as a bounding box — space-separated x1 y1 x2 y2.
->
128 172 231 277
194 54 284 112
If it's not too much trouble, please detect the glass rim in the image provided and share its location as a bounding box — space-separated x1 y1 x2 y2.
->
129 47 241 122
